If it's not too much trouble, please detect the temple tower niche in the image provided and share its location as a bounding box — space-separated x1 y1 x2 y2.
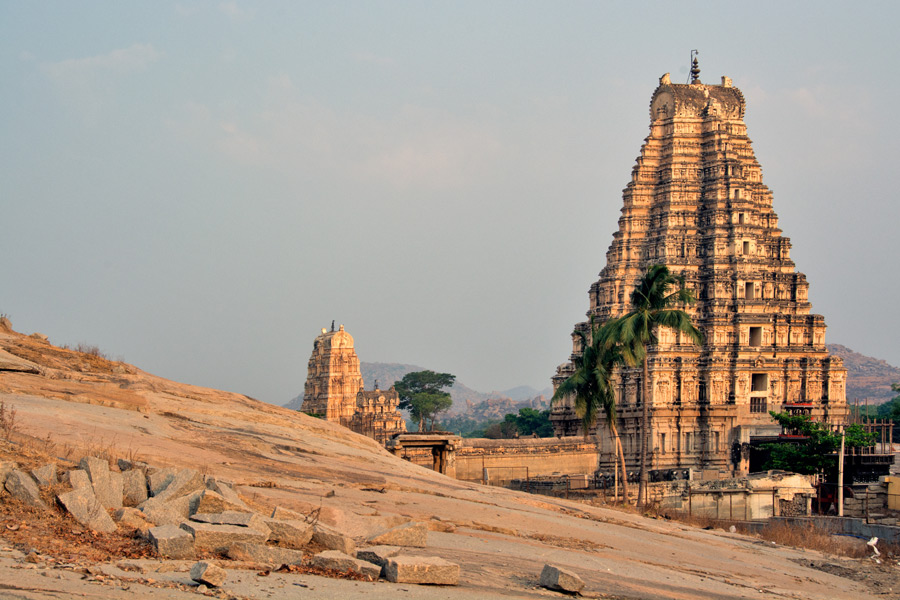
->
551 70 847 477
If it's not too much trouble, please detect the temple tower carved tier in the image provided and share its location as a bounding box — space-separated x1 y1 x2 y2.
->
300 324 406 444
551 71 847 476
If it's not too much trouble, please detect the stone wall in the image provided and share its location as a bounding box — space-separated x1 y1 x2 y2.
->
453 437 600 484
652 471 814 520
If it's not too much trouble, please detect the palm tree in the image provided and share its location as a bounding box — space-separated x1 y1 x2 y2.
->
553 320 629 502
603 264 703 507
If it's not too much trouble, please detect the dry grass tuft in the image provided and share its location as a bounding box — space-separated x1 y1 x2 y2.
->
757 521 869 558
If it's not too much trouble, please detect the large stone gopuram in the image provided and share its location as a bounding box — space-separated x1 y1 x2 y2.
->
552 65 847 476
300 324 406 444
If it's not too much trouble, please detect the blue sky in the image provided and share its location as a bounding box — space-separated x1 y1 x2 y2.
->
2 2 898 404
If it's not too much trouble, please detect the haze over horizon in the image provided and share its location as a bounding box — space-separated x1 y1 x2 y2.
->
3 2 899 405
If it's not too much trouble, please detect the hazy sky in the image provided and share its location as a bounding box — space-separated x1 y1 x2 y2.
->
2 2 899 405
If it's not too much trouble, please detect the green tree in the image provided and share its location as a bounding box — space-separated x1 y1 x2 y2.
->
875 383 900 425
394 370 456 431
602 264 703 507
514 408 554 437
553 320 629 501
764 411 876 475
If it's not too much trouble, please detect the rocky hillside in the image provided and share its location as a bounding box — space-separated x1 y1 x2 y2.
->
828 344 900 404
0 317 889 599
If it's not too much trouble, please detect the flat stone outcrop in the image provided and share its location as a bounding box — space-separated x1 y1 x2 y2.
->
122 469 148 506
31 463 57 488
190 561 227 587
5 470 47 509
310 550 381 579
262 518 312 549
384 556 459 585
226 542 305 565
57 486 116 533
180 521 268 553
540 564 585 593
367 521 427 547
356 545 401 567
311 524 356 555
149 524 194 559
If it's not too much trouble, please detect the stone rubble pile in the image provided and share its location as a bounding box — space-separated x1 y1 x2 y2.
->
0 456 461 588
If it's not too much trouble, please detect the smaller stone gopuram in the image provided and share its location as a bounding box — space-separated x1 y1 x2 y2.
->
300 324 406 444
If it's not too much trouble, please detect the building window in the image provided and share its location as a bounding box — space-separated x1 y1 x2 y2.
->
742 240 750 255
750 397 767 413
749 327 762 347
698 381 707 403
752 373 768 393
738 213 745 224
745 282 755 300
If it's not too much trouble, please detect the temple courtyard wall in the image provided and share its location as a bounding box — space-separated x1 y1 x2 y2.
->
455 437 600 485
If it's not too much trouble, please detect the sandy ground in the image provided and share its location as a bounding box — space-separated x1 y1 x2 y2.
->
0 325 897 599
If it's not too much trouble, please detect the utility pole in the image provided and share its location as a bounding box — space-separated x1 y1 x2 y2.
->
837 427 845 517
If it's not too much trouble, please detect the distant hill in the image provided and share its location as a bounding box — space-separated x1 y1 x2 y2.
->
828 344 900 405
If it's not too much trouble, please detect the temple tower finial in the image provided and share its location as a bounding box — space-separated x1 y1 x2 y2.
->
689 49 701 84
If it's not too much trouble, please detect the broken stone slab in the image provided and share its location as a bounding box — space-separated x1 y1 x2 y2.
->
0 462 16 487
356 545 401 567
540 564 585 593
179 521 268 553
262 517 313 549
64 469 91 489
79 456 122 509
367 521 427 548
31 463 57 488
226 542 305 565
148 524 195 559
205 478 249 508
310 551 381 579
190 511 269 533
312 524 356 556
148 467 178 496
190 561 227 587
195 489 247 514
122 469 148 506
57 486 116 533
108 471 124 509
270 506 304 520
140 491 202 526
5 470 47 509
114 507 154 537
153 468 204 502
117 458 150 472
384 556 459 585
